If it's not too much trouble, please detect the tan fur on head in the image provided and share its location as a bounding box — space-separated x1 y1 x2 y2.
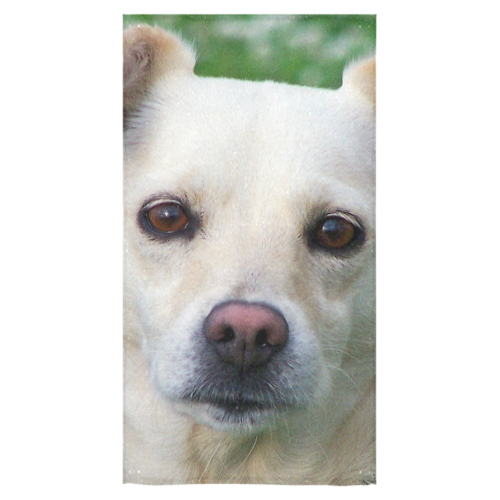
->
123 26 376 486
123 25 196 122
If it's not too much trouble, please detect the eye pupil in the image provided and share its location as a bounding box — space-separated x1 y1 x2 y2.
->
146 203 189 233
316 216 358 250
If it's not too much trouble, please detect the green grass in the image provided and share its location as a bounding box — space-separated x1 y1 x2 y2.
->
123 14 376 89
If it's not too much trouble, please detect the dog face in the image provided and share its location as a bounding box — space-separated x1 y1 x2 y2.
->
124 27 375 435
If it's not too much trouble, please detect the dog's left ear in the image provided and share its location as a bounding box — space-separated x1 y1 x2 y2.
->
342 57 376 106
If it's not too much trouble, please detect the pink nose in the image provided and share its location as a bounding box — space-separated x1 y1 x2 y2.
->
203 301 289 372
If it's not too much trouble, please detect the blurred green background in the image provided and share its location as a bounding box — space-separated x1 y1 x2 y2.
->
123 15 375 90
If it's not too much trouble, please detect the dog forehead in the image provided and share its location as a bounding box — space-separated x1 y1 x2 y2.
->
154 74 372 148
127 74 374 205
154 76 327 142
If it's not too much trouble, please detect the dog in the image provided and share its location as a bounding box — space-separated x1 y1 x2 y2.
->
123 25 375 485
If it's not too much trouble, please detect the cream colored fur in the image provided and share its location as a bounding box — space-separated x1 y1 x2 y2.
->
123 25 376 485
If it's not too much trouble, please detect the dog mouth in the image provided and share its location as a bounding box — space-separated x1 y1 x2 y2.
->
201 395 278 414
196 397 284 429
179 389 292 430
170 328 312 431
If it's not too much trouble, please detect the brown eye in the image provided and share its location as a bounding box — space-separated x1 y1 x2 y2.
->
315 216 360 251
145 202 189 234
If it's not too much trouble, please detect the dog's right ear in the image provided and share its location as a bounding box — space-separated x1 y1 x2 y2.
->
123 25 196 125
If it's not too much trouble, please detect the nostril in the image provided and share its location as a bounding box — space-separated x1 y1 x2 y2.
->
222 326 235 342
255 329 268 347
